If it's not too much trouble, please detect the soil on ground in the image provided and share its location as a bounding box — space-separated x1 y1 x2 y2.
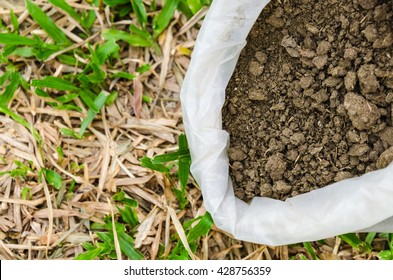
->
222 0 393 202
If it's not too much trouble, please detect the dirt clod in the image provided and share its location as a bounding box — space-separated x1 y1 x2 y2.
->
378 127 393 145
357 64 380 94
273 180 292 195
316 40 332 55
265 153 287 180
348 144 370 156
334 171 353 182
344 92 381 130
377 146 393 169
358 0 378 10
228 146 247 161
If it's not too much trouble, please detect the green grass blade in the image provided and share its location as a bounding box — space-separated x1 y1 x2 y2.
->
74 247 102 260
83 89 106 112
131 0 148 29
21 187 32 200
389 233 393 251
379 250 393 260
0 72 20 106
110 72 136 80
339 233 372 253
169 212 212 259
150 0 157 11
177 1 193 19
57 54 78 66
303 242 319 260
136 63 150 74
117 232 144 260
112 189 126 201
78 66 93 82
79 89 97 110
178 134 188 150
96 232 114 246
299 254 308 260
112 189 138 207
26 0 70 45
79 106 99 132
142 95 152 103
200 0 212 5
79 91 109 137
10 47 36 58
365 232 377 245
86 45 107 83
186 212 213 243
31 76 78 91
81 10 96 30
41 168 63 190
0 105 41 144
169 247 189 260
339 233 362 248
18 75 29 91
129 25 151 39
10 9 19 33
34 43 62 60
56 146 64 161
177 134 191 188
48 0 82 23
48 103 81 111
105 91 118 106
151 149 189 164
0 33 38 46
178 155 191 188
82 243 96 251
60 128 81 139
140 156 170 173
116 206 139 228
34 88 50 98
96 39 120 65
86 68 106 84
173 187 188 209
102 29 153 47
8 160 32 180
185 0 203 14
0 71 11 86
103 0 130 7
55 93 79 104
153 0 181 38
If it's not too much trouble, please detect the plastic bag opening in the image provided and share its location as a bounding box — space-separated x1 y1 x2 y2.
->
180 0 393 245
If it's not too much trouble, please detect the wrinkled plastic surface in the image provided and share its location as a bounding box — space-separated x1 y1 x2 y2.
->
180 0 393 245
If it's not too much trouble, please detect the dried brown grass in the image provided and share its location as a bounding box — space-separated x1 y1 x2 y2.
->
0 0 378 260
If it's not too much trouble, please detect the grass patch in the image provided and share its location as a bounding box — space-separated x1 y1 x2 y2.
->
141 134 191 209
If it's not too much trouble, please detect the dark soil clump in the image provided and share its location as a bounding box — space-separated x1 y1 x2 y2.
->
222 0 393 202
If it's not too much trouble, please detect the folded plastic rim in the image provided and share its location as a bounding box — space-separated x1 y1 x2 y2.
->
180 0 393 245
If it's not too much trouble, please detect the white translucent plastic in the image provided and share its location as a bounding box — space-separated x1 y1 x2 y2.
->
180 0 393 245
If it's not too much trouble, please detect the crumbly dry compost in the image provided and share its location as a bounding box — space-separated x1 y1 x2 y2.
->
222 0 393 202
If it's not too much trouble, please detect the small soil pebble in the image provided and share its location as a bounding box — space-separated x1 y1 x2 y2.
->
357 64 380 94
344 92 380 130
265 153 287 180
222 0 393 202
228 146 247 161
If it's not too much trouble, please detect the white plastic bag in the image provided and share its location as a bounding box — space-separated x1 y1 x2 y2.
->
180 0 393 245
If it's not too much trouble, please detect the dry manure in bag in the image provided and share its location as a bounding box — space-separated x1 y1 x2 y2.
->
222 0 393 202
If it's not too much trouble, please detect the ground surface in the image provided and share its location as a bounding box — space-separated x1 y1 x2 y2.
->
223 0 393 201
